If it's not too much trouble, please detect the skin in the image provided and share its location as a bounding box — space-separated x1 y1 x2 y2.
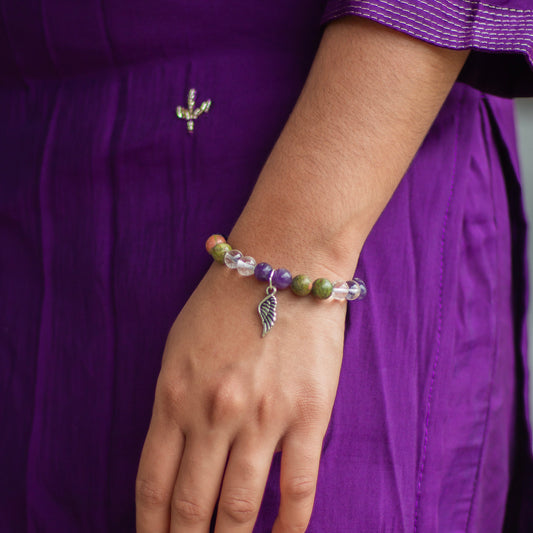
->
136 17 470 533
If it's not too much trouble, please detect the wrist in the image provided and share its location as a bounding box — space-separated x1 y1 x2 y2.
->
228 217 361 283
205 233 366 337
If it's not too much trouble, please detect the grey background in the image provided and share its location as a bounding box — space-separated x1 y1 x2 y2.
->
516 98 533 415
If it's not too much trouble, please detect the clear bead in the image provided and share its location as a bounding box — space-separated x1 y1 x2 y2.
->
237 256 257 276
224 249 242 269
354 278 367 300
346 280 362 301
332 281 349 300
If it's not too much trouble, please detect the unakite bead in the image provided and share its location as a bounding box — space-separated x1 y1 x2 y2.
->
205 234 226 253
311 278 333 299
211 242 232 263
290 274 312 296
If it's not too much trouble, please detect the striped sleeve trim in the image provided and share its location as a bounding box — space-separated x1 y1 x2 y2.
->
321 0 533 67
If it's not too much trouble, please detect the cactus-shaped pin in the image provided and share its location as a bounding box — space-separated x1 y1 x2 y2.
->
176 88 211 133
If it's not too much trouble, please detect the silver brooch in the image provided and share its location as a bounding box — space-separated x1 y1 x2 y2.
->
176 88 211 133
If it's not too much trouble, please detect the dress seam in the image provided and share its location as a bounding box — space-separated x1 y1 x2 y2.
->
25 81 63 531
413 94 461 533
462 96 500 532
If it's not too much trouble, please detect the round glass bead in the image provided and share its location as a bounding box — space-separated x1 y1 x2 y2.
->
346 280 362 301
211 243 232 263
290 274 312 296
354 278 367 300
224 249 242 269
272 268 292 290
237 256 257 276
311 278 333 299
205 234 226 253
254 262 273 282
332 281 349 300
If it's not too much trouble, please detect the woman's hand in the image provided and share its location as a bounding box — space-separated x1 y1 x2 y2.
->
135 263 347 532
136 16 470 532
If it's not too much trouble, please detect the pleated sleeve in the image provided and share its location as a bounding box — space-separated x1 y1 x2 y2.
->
321 0 533 97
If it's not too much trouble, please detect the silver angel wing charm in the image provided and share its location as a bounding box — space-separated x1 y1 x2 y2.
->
258 288 277 337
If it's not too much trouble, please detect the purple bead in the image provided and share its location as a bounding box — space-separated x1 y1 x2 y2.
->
254 262 273 282
272 268 292 290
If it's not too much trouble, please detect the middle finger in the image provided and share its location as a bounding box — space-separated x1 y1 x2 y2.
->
170 431 230 532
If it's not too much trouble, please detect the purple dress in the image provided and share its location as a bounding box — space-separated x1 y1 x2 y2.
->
1 1 532 531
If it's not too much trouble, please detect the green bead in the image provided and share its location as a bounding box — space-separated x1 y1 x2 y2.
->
211 242 232 263
311 278 333 299
290 274 312 296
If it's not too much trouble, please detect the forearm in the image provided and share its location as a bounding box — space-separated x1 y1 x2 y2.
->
229 18 469 279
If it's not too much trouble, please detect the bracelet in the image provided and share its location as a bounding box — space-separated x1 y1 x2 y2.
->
206 234 367 337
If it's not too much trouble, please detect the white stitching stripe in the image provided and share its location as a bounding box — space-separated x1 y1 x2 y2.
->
358 6 532 47
324 3 533 44
433 0 532 21
325 0 533 26
436 0 531 15
353 0 533 37
326 5 533 50
322 1 533 63
401 0 533 25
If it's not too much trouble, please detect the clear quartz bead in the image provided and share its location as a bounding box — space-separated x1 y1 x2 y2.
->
332 281 349 300
224 249 242 269
346 280 362 301
354 278 367 300
237 256 257 276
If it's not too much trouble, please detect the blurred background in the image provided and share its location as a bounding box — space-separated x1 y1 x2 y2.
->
516 98 533 414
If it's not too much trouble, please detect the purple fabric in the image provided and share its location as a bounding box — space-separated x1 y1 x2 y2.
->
322 0 533 97
0 1 532 532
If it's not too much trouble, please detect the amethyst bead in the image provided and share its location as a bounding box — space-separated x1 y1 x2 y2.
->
272 268 292 290
254 262 273 282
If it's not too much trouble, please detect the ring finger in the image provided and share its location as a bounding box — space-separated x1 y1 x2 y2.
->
214 433 278 531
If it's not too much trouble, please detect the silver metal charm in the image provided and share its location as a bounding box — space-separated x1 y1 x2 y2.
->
176 88 211 133
258 272 277 337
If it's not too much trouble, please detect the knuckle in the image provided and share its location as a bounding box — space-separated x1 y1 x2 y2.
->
220 489 259 523
283 475 316 501
208 380 246 423
135 477 170 508
294 390 330 424
256 393 278 425
157 379 187 420
172 495 210 524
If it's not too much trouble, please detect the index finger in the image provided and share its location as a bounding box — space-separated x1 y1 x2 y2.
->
136 414 185 533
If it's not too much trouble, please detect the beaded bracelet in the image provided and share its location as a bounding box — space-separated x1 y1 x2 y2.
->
206 234 366 337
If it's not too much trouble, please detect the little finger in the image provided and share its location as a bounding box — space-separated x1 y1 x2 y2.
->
272 430 323 533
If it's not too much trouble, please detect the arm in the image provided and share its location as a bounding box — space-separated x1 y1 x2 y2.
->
230 17 469 278
136 17 469 533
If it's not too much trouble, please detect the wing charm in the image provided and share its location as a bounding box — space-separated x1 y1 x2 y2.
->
258 289 277 337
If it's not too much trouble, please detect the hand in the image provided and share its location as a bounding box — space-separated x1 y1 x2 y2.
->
135 262 346 532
